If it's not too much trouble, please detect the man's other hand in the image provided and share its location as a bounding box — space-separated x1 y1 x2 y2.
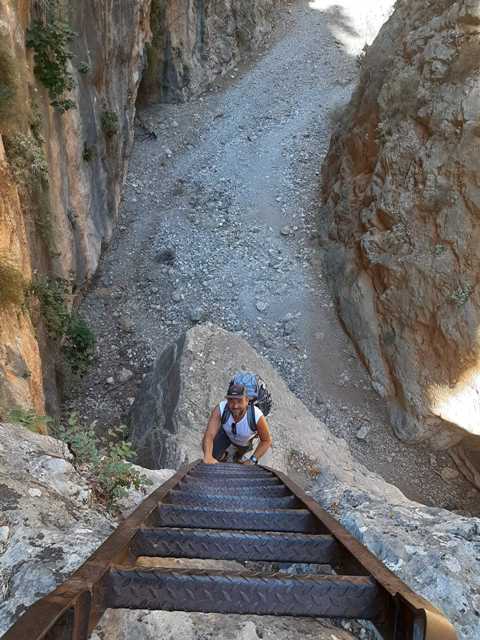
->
202 456 219 465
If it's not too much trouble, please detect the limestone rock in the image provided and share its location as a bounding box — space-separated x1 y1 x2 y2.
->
321 0 480 452
139 0 281 103
92 611 356 640
0 422 113 632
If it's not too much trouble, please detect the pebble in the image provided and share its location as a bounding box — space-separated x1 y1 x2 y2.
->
106 377 115 385
118 368 133 383
280 225 291 236
120 318 135 333
256 301 268 312
28 488 42 498
155 248 176 264
441 467 459 481
190 307 204 323
0 526 9 545
172 291 183 303
356 425 370 440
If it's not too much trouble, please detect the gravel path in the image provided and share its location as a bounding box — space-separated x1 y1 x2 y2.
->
67 0 478 515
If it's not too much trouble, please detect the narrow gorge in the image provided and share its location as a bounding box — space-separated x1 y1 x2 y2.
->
0 1 479 639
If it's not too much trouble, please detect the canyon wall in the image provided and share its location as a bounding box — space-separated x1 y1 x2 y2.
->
0 0 151 416
322 0 480 453
139 0 279 103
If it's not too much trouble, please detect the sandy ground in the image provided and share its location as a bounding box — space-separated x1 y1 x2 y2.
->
67 0 479 515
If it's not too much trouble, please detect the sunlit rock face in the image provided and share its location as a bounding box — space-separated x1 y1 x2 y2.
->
0 1 150 414
138 0 279 103
322 0 480 450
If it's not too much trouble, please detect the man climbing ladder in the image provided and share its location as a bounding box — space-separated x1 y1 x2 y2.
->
202 380 273 464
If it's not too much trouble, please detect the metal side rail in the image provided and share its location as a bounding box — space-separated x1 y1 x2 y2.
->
1 461 457 640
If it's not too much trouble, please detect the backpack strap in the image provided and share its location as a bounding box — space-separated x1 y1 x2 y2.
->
220 403 230 426
247 402 257 433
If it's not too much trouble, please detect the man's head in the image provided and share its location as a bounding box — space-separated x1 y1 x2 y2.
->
226 383 249 419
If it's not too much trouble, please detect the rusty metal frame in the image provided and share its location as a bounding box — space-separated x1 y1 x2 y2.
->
0 460 457 640
266 467 458 640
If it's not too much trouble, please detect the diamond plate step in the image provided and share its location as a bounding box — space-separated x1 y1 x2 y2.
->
165 489 300 509
190 467 273 479
155 504 322 533
131 528 342 563
182 475 281 487
106 568 383 619
178 482 290 497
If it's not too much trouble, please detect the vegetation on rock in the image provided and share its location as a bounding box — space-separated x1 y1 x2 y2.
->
7 407 51 434
101 110 119 138
30 276 96 375
26 12 76 113
54 414 150 510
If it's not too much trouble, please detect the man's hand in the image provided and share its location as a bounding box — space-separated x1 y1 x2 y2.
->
203 456 218 465
239 458 253 465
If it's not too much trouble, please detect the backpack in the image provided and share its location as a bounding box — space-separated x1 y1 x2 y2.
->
220 371 272 432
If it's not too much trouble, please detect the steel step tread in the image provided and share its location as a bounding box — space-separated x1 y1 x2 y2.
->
106 568 382 618
131 527 342 563
166 489 299 509
182 476 281 486
178 483 290 497
156 504 322 533
191 467 273 478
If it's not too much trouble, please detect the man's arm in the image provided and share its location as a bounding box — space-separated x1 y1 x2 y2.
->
202 406 221 464
248 415 272 462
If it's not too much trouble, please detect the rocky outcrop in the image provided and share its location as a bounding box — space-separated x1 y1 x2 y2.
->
139 0 279 103
0 1 150 415
129 324 479 639
321 0 480 453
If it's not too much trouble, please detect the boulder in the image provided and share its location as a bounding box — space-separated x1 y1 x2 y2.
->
321 0 480 457
129 324 404 503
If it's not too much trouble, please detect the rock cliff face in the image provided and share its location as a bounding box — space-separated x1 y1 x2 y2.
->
0 0 150 415
321 0 480 452
139 0 278 103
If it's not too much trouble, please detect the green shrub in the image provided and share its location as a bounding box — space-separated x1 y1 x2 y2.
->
101 111 119 138
4 134 57 256
4 133 49 185
449 283 473 307
64 313 96 374
30 276 95 374
8 407 52 434
26 16 76 113
77 61 90 74
0 258 26 309
82 143 95 162
30 276 70 337
55 415 150 510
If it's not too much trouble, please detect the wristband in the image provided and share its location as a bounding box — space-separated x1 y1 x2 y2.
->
250 455 258 464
